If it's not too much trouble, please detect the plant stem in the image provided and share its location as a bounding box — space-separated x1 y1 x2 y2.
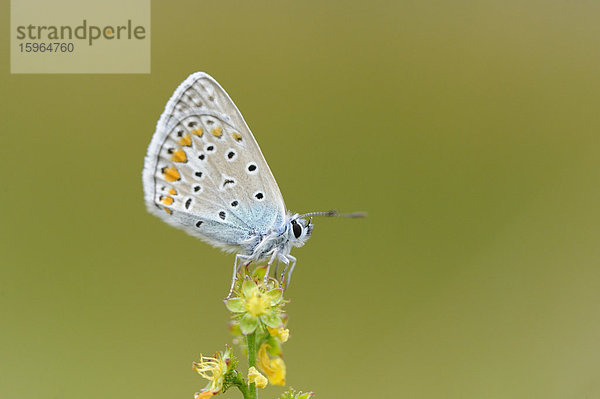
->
237 379 250 399
246 332 258 399
247 331 257 368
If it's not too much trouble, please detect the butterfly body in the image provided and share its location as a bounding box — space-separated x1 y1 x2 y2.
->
142 72 314 287
247 213 313 261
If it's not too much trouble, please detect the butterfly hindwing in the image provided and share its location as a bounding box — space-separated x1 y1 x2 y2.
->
143 73 287 252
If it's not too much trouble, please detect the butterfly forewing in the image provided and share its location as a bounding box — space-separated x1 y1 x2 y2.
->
143 73 287 251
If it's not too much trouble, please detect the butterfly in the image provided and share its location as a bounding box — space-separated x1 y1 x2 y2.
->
142 72 364 296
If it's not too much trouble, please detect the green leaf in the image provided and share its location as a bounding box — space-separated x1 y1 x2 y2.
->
266 288 283 305
253 265 268 280
242 278 257 297
240 313 259 335
279 389 315 399
261 312 283 329
224 298 245 313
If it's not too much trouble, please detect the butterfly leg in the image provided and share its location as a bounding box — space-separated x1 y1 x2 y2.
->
279 256 290 286
284 255 297 289
273 259 280 280
263 250 278 284
227 254 251 299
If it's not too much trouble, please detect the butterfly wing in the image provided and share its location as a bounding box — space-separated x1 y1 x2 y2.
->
142 72 287 252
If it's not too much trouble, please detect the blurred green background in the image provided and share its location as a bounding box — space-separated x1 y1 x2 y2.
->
2 1 600 398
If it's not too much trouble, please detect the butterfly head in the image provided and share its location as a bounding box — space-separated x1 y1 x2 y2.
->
288 215 313 248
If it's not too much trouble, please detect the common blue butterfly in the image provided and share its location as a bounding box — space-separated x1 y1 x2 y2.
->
142 72 364 296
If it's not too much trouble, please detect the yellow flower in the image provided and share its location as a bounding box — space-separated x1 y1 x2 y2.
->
248 366 268 388
245 285 271 317
267 326 290 343
257 343 286 386
225 278 285 335
192 348 232 394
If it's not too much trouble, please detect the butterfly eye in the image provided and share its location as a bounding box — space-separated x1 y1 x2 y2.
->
292 220 302 239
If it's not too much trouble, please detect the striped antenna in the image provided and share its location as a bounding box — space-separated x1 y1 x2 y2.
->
298 210 367 219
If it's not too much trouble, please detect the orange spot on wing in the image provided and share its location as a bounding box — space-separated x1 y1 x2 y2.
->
168 188 177 195
162 166 180 182
211 126 223 138
192 128 203 137
171 148 187 163
178 133 192 147
232 132 242 142
161 196 174 205
164 208 173 215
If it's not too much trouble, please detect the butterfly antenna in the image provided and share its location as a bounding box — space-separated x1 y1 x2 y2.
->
298 210 367 219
